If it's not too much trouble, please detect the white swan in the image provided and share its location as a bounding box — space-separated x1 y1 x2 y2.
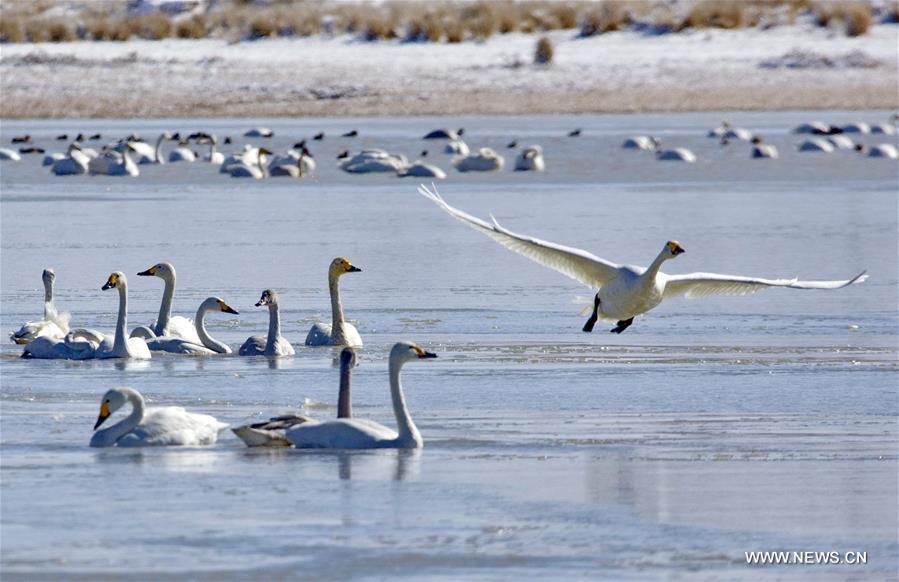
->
0 148 22 161
21 330 100 360
198 136 225 165
656 148 696 162
95 272 152 359
867 144 898 159
723 127 753 141
798 138 835 153
130 132 174 164
828 135 857 150
444 140 470 156
90 387 228 447
239 289 295 356
168 141 197 163
707 121 730 137
42 152 66 166
132 262 202 345
305 257 363 347
793 121 831 134
145 297 239 355
750 137 779 159
340 149 408 174
228 147 271 179
51 143 91 175
418 184 868 334
424 128 463 140
270 147 315 177
453 147 504 172
244 127 274 138
232 347 357 447
11 268 70 344
840 122 870 134
398 160 446 179
514 145 545 171
220 145 266 173
285 342 436 449
622 136 659 150
89 145 139 176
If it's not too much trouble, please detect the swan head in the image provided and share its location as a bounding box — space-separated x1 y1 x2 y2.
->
340 346 357 369
201 296 239 314
255 289 279 307
42 268 55 285
101 271 126 291
330 257 362 277
390 341 437 364
137 262 175 280
665 241 686 258
93 388 131 429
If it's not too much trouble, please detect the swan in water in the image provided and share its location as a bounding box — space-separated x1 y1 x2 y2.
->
239 289 295 356
340 149 408 174
129 132 174 164
453 147 504 172
622 136 660 150
305 257 363 347
828 135 857 150
11 268 70 344
232 347 357 447
269 147 315 177
750 137 779 159
168 140 197 162
656 148 696 162
228 147 272 179
21 330 101 360
793 121 831 134
840 122 870 134
798 138 835 153
244 127 274 138
94 272 152 359
866 143 898 159
197 136 225 165
424 128 463 140
145 297 239 355
723 127 753 141
51 143 91 175
90 387 229 447
285 342 435 449
89 144 139 176
444 140 470 156
398 160 446 179
0 148 22 161
42 151 66 166
417 184 868 334
514 145 545 171
131 262 202 345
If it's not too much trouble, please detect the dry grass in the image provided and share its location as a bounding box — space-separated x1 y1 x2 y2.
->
24 18 76 42
129 12 173 40
813 1 872 35
175 15 208 39
534 36 554 64
0 16 25 43
680 0 746 30
581 1 629 36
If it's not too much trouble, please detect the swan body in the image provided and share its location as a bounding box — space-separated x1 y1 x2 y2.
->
514 145 545 171
89 146 139 176
285 342 435 449
305 257 363 347
868 144 898 158
221 145 269 173
794 121 830 134
870 123 895 135
840 123 870 134
131 132 174 164
42 152 66 166
22 331 100 360
751 144 779 159
94 272 152 359
232 347 357 447
51 144 91 175
418 184 868 333
228 147 271 179
424 128 463 140
239 289 295 356
11 268 70 344
798 138 835 153
828 135 856 150
269 148 315 177
133 262 202 345
398 160 446 179
444 140 470 156
145 297 238 355
168 144 197 163
198 136 224 165
90 387 228 447
723 127 753 141
244 127 274 138
340 149 408 174
657 148 696 162
0 148 21 161
453 148 504 172
622 136 659 150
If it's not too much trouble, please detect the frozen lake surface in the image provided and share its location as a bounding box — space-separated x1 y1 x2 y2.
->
1 112 897 580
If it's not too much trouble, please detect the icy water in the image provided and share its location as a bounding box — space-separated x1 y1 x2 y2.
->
1 112 897 580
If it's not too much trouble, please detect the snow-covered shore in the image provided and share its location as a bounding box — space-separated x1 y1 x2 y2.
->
1 23 896 118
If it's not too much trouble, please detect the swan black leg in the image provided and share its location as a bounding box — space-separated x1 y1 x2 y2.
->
610 318 634 334
582 294 601 332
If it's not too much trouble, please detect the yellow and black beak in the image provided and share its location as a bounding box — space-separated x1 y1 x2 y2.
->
347 265 362 273
137 266 157 277
412 345 438 359
673 245 685 255
219 300 239 315
94 401 111 430
101 273 118 290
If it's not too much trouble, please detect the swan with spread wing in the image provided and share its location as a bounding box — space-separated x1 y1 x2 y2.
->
417 184 868 334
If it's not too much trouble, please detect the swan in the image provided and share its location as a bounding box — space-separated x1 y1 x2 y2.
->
305 257 363 347
656 148 696 162
89 145 139 176
840 122 870 134
424 128 463 140
285 342 436 449
197 136 225 165
622 136 659 150
798 138 835 153
131 132 174 164
270 147 315 177
11 268 70 344
514 145 545 171
228 147 272 179
42 152 66 166
453 147 504 172
145 297 239 355
867 144 898 159
90 387 229 447
131 262 202 344
417 184 868 334
340 149 408 174
750 137 779 159
94 272 152 359
794 121 831 134
723 127 753 141
232 347 357 447
707 121 730 137
828 135 857 150
398 160 447 179
168 140 197 162
444 140 470 156
244 127 274 138
0 148 22 161
51 143 91 175
870 121 896 135
239 289 295 357
21 330 100 360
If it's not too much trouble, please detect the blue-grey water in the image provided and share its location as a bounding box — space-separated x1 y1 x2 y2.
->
1 112 897 580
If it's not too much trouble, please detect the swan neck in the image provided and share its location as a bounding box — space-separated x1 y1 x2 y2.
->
96 389 144 445
337 357 352 419
155 273 176 335
389 356 419 444
329 272 346 339
266 302 280 350
44 276 53 303
154 134 165 163
114 282 128 353
258 150 267 177
645 249 670 279
196 303 229 354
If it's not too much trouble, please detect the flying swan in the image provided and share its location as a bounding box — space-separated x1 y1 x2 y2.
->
90 387 229 447
305 257 363 347
417 184 868 334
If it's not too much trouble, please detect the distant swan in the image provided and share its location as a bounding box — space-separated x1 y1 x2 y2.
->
239 289 295 356
0 148 22 161
340 149 408 174
453 147 504 172
11 268 70 344
514 145 545 171
828 135 856 150
656 148 696 162
750 137 779 159
130 132 174 164
51 143 91 175
424 128 463 140
89 145 139 176
418 184 868 334
90 387 228 447
798 138 835 153
305 257 363 347
228 147 272 179
168 141 197 163
244 127 274 138
145 297 239 355
444 140 469 156
398 160 446 179
867 143 898 159
131 262 202 345
284 342 436 449
270 147 315 177
95 272 152 360
198 136 225 165
622 136 659 150
232 347 357 446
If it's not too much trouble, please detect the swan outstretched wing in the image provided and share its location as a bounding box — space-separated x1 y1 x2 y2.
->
418 184 621 288
663 271 868 299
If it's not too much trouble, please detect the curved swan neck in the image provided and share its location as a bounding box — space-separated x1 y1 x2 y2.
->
155 272 176 335
95 389 144 445
114 282 129 353
257 150 267 178
44 275 53 303
644 248 670 280
388 356 420 445
266 302 280 350
208 141 216 161
329 272 346 339
337 353 353 419
154 134 166 164
196 302 230 354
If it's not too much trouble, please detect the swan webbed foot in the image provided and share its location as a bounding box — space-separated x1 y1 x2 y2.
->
582 294 601 333
609 318 634 334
